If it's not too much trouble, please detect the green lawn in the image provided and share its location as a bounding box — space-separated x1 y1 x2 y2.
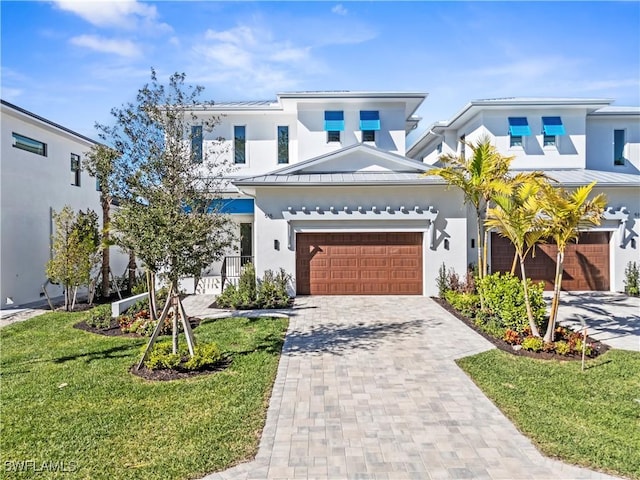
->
0 311 288 479
457 349 640 479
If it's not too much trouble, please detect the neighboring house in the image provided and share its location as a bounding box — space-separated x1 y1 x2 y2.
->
407 98 640 293
0 100 129 307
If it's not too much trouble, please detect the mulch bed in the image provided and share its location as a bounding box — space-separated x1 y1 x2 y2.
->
74 317 202 337
432 297 609 361
130 357 232 381
208 298 294 310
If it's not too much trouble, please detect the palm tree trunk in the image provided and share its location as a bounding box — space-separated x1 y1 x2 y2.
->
545 251 565 343
519 256 540 337
510 252 518 275
475 212 485 310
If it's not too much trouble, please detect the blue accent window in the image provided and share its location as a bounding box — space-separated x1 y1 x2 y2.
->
191 125 203 163
542 117 565 136
234 126 246 164
508 117 531 136
359 111 380 131
277 126 289 164
324 111 344 131
207 198 254 214
614 129 625 166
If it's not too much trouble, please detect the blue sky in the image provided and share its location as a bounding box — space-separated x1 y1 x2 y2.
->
2 1 639 144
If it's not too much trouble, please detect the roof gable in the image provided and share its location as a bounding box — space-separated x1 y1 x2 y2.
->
271 144 432 175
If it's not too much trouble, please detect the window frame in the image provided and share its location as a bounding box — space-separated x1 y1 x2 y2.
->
614 129 626 166
277 125 289 164
12 132 47 156
233 125 246 164
70 153 81 187
362 130 375 142
327 130 341 143
543 134 556 147
191 125 203 163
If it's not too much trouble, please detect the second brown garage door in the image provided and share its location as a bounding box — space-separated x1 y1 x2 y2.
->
491 232 610 291
296 232 423 295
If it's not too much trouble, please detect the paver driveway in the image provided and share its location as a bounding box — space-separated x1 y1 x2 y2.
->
196 296 616 480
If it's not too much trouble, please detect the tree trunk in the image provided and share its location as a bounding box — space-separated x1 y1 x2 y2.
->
545 250 565 343
475 209 485 310
510 251 518 275
483 229 489 276
127 250 136 294
520 257 540 337
171 284 179 355
101 198 111 299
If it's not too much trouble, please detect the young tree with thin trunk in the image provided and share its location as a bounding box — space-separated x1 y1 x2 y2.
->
538 182 607 342
46 206 100 310
96 69 235 359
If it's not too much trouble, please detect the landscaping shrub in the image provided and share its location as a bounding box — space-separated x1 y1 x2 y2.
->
216 263 292 310
143 340 223 371
477 272 545 332
116 288 173 336
86 304 112 329
554 340 570 355
521 336 544 352
503 329 520 345
444 290 480 318
624 261 639 296
257 268 291 309
437 263 448 298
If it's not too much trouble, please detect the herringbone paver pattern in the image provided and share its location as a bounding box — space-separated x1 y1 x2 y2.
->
192 296 619 480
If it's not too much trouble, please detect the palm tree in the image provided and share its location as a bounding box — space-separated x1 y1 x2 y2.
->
538 182 607 342
485 176 547 337
428 136 514 279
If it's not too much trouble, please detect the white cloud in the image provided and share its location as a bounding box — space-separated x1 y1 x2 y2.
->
53 0 172 33
70 34 142 58
332 4 348 16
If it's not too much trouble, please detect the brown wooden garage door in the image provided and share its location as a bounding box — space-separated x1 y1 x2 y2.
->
296 232 423 295
491 232 610 291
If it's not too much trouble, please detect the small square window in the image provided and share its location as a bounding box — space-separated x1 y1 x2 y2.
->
362 130 375 142
510 135 523 148
327 131 340 143
543 135 556 147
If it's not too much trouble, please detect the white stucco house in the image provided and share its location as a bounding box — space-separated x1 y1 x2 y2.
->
190 93 640 296
0 100 129 308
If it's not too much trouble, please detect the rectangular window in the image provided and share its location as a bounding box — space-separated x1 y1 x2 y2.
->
436 142 443 154
543 134 556 147
327 130 341 143
71 154 81 187
510 135 523 147
234 125 246 164
460 134 466 157
96 178 101 192
362 130 375 142
12 132 47 156
277 126 289 164
191 125 203 163
614 129 625 166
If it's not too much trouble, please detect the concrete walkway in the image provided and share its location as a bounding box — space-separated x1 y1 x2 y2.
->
192 296 618 480
552 292 640 351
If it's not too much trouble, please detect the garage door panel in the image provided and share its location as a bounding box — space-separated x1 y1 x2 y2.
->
296 232 422 295
491 233 609 291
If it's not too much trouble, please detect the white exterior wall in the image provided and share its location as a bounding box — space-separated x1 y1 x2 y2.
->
1 105 129 307
595 186 640 292
248 185 469 297
586 115 640 173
